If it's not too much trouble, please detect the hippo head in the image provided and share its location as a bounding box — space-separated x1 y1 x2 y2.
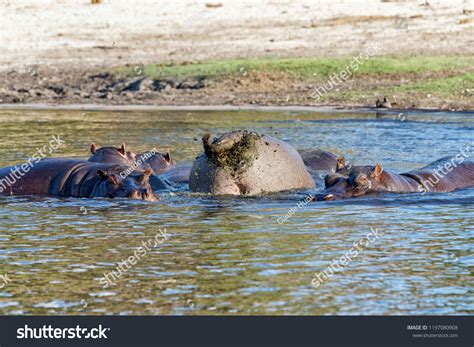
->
317 162 385 200
322 156 369 188
137 150 176 175
96 167 158 201
89 143 137 166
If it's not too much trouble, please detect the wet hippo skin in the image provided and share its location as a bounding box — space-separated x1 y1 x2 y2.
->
0 158 157 201
316 156 474 200
88 143 179 190
189 130 315 195
298 149 339 172
88 143 176 175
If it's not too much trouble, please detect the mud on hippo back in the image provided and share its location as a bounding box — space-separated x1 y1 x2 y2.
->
189 130 315 195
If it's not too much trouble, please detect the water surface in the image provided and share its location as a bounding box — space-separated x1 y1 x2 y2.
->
0 110 472 315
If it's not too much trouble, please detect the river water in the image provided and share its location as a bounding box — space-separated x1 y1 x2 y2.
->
0 109 472 315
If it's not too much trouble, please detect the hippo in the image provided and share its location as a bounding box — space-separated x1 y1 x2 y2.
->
165 164 192 184
89 143 176 175
137 151 176 175
322 155 374 188
88 143 179 190
298 149 339 171
0 158 157 201
89 143 136 166
189 130 315 195
316 156 474 201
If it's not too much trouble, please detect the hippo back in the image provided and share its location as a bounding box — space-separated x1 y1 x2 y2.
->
299 149 338 171
88 148 133 166
0 158 88 196
137 151 176 175
190 131 315 195
236 135 315 194
405 157 474 192
49 161 108 197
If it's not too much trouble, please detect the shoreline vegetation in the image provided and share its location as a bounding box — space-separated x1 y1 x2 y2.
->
1 56 473 111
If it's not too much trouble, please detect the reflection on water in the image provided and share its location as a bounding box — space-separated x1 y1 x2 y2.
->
0 110 472 315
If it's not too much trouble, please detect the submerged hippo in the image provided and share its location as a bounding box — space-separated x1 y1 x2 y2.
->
322 156 374 188
0 158 157 201
89 143 136 166
298 149 339 172
137 151 176 175
88 143 180 190
316 156 474 200
189 130 315 195
89 143 176 175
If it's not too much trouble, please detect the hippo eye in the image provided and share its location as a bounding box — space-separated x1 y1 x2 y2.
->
136 175 146 183
356 175 369 187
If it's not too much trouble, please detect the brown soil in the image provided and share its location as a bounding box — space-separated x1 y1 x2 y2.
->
1 67 472 111
1 0 473 110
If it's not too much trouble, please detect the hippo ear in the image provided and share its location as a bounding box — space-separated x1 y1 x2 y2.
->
91 143 98 154
163 152 171 163
119 143 126 155
202 133 214 156
371 163 383 177
336 156 345 170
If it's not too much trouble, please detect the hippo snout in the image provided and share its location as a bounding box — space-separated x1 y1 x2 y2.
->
314 192 344 201
142 190 159 202
129 189 159 201
322 193 335 201
314 194 331 201
144 192 159 202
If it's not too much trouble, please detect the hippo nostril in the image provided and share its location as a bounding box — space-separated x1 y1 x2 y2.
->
128 189 141 199
324 194 334 201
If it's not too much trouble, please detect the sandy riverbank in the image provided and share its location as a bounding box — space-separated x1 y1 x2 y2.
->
1 0 473 109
